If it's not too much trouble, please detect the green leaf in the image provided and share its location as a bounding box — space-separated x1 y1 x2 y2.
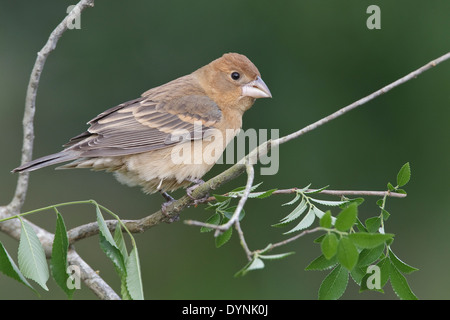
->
365 217 381 233
234 258 265 277
355 218 368 233
321 233 339 260
350 266 366 285
282 192 301 206
309 198 349 207
213 194 230 202
377 257 391 288
337 237 358 271
272 198 307 227
99 232 127 276
304 185 329 194
396 162 411 187
114 225 128 265
50 211 75 299
229 182 263 197
200 213 221 233
0 242 36 294
18 219 49 290
357 244 385 267
222 206 245 221
305 254 338 271
348 233 394 249
335 204 357 232
389 260 418 300
320 211 332 228
126 246 144 300
284 207 315 234
388 249 418 274
215 226 233 248
96 206 117 249
259 252 295 260
318 265 349 300
387 182 395 191
248 188 277 199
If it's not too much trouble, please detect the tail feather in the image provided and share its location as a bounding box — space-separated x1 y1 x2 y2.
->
12 151 79 173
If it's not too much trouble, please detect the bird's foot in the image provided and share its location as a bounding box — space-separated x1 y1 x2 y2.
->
186 179 209 206
160 191 179 223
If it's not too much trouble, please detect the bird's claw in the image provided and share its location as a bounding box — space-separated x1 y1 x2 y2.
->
160 191 179 223
161 199 179 223
186 179 209 206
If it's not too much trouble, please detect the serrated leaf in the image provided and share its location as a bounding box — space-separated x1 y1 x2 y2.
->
357 244 385 267
348 233 394 249
200 213 221 233
18 219 49 290
282 192 301 206
284 207 315 234
272 199 308 227
318 265 349 300
96 206 117 249
229 182 263 197
396 162 411 187
389 260 418 300
0 242 36 294
114 225 128 264
350 266 366 285
304 185 329 194
126 246 144 300
234 258 265 277
259 252 295 260
320 211 332 228
213 194 230 202
99 232 127 276
309 198 349 207
215 225 233 248
305 254 338 271
222 206 245 221
335 204 357 232
50 211 75 299
337 237 358 271
365 217 381 233
377 257 390 288
388 249 418 274
321 233 339 259
248 188 277 199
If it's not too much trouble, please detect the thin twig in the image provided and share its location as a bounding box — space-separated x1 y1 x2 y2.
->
268 227 323 251
275 188 407 198
271 52 450 148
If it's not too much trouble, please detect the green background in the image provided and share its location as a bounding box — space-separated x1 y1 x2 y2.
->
0 0 449 299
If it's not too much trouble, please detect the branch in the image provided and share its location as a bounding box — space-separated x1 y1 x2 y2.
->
34 53 450 257
8 0 95 214
0 0 120 300
273 188 407 198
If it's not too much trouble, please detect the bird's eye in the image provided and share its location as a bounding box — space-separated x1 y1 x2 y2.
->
231 72 240 80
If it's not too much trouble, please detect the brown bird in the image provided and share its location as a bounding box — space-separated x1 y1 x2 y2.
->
13 53 271 208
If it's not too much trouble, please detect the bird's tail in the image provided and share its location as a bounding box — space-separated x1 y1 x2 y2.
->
12 151 78 173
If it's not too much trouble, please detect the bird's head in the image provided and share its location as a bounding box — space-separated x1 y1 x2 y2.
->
197 53 272 112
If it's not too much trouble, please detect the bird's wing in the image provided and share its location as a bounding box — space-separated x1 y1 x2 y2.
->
64 89 222 157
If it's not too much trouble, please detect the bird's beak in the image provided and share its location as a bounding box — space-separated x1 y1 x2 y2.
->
242 76 272 99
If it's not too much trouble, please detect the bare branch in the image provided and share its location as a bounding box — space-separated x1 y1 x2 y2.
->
0 0 120 300
273 188 407 198
7 0 95 215
271 52 450 148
